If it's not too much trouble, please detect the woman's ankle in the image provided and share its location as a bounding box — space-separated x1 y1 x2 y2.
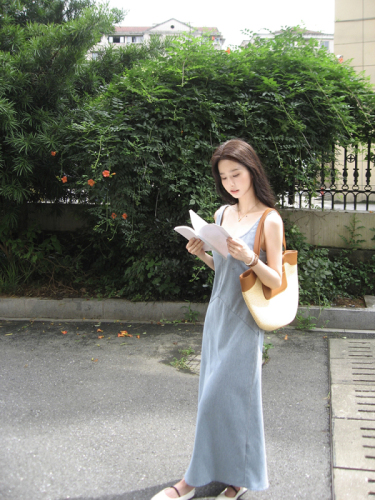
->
166 479 194 498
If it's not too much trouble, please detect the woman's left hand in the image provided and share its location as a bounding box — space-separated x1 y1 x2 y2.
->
227 237 254 264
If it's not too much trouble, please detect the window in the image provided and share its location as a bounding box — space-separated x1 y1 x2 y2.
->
131 36 143 43
108 36 125 43
320 40 330 50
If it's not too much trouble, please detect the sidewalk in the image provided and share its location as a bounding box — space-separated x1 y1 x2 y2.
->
0 320 331 500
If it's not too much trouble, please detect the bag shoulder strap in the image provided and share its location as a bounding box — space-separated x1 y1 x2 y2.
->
253 208 286 255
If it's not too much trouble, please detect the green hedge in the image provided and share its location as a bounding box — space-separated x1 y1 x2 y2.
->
1 19 375 300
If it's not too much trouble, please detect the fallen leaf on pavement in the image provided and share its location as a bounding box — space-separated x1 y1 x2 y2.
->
97 328 103 333
91 358 98 362
62 331 67 335
98 335 104 339
284 334 288 340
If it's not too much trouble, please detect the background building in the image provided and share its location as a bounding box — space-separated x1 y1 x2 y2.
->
90 18 225 58
334 0 375 84
240 29 334 52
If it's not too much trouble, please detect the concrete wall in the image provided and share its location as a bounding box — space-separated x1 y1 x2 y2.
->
27 204 88 232
28 204 375 250
279 208 375 250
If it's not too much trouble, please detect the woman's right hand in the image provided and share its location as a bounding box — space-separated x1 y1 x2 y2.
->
186 238 205 258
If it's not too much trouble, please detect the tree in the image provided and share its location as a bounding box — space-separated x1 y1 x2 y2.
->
0 0 124 229
51 30 374 300
1 26 375 300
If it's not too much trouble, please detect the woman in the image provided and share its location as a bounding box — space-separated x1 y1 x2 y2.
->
152 139 283 500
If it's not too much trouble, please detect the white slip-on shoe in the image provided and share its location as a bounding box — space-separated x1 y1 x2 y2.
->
216 486 248 499
151 486 196 500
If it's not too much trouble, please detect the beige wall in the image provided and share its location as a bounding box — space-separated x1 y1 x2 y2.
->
280 208 375 250
335 0 375 84
27 204 375 250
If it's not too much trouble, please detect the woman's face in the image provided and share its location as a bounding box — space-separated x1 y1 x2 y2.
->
218 159 252 199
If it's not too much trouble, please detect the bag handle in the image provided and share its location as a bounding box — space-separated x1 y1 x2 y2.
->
253 208 286 256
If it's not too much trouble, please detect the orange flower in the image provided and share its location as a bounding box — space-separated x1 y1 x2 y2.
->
122 213 128 220
111 212 117 219
136 335 140 339
61 176 67 183
97 328 103 332
102 170 110 177
118 330 132 337
51 151 57 156
226 48 230 54
61 330 67 334
98 336 104 339
88 179 95 186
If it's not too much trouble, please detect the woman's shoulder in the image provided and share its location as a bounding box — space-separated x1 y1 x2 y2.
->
264 207 282 222
263 208 283 233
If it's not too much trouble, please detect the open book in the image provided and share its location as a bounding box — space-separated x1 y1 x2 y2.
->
174 210 231 259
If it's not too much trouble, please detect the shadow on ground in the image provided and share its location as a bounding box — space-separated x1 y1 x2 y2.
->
64 481 227 500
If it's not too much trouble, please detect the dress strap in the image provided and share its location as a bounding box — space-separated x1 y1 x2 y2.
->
216 204 230 226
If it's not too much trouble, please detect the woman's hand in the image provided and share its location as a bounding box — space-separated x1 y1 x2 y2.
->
186 237 206 258
226 237 254 264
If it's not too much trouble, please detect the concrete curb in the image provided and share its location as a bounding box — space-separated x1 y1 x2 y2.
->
292 305 375 331
0 297 375 330
0 297 208 323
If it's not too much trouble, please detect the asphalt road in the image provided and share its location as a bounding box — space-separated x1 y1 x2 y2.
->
0 320 331 500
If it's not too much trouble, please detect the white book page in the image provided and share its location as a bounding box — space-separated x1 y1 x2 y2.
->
189 210 207 233
174 210 232 258
174 226 211 252
199 225 231 258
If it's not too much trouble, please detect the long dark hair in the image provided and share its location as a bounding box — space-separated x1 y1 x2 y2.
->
211 139 275 207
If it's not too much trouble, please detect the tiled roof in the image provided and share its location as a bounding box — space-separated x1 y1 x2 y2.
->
273 29 332 36
115 26 151 33
114 25 222 35
196 27 220 32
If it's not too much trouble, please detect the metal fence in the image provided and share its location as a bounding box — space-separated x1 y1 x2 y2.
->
281 138 375 211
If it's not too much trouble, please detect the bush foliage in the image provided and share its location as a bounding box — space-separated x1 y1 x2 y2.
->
1 7 375 301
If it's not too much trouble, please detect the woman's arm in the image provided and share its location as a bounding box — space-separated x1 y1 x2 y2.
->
186 239 215 270
226 211 283 289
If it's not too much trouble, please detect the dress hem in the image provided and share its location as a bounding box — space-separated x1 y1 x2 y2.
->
184 477 269 492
